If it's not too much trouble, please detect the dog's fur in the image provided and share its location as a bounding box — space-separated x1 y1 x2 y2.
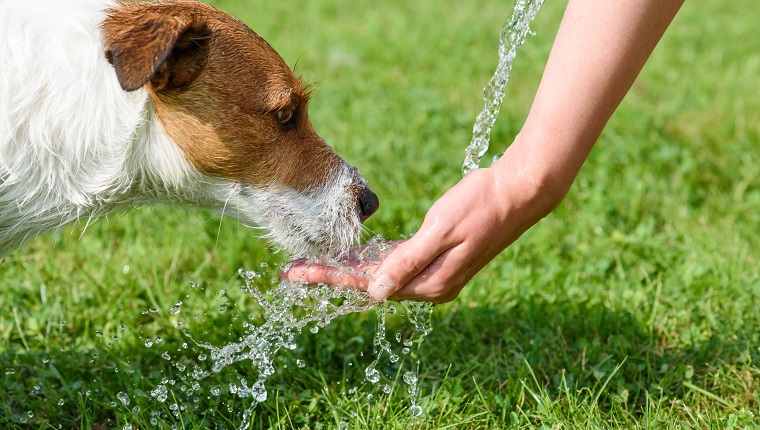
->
0 0 377 257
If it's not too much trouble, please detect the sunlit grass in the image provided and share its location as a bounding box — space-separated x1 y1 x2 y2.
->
2 0 759 428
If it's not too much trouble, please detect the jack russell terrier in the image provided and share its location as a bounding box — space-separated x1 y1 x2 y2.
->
0 0 379 257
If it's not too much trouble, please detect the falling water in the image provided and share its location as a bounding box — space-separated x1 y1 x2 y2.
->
462 0 545 175
141 238 434 429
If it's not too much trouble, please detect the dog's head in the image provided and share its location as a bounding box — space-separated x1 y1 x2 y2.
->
101 0 378 256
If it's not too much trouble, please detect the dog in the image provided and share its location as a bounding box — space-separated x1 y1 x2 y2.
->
0 0 379 257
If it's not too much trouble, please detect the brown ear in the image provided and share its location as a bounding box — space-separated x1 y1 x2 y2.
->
102 4 211 92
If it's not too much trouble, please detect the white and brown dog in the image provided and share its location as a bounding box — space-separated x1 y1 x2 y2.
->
0 0 378 257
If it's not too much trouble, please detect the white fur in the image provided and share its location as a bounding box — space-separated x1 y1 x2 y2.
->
0 0 363 257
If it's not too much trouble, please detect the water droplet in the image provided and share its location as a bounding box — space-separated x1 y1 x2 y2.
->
60 320 66 326
144 339 153 348
41 356 49 364
149 307 158 313
155 336 163 344
296 359 306 368
161 352 171 360
251 381 267 402
170 301 182 315
365 366 380 384
117 392 130 406
403 371 417 386
95 331 104 338
150 385 168 402
409 405 423 418
5 368 15 375
309 325 319 334
57 399 65 406
210 387 220 396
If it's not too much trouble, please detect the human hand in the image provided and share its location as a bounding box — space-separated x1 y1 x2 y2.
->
282 151 559 303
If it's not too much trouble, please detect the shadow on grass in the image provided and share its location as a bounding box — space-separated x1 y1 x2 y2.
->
2 290 759 428
423 293 760 418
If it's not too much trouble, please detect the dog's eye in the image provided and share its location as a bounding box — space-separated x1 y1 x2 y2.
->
276 108 296 127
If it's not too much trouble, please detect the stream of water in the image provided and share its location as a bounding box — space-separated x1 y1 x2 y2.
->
462 0 545 175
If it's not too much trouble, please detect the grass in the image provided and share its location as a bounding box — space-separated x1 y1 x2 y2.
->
2 0 760 428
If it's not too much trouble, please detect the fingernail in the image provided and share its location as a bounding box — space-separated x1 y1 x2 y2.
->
368 274 396 301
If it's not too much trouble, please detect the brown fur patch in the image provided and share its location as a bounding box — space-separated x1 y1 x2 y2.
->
102 0 340 192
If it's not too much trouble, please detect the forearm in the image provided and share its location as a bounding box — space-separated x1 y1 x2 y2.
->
498 0 684 202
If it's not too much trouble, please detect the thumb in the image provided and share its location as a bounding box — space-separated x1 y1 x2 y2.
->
368 232 448 301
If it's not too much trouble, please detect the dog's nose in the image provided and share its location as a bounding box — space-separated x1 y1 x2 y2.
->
357 187 379 221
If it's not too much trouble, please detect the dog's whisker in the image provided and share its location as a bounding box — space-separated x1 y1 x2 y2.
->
215 185 239 250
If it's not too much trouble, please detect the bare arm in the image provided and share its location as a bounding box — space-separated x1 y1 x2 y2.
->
516 0 684 199
284 0 684 302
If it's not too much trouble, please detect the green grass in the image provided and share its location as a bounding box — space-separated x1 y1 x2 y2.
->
2 0 760 428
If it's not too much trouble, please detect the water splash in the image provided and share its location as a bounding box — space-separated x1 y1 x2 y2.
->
462 0 545 175
191 273 377 425
140 239 434 428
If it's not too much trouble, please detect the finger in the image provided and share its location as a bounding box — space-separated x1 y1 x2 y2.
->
390 246 467 303
283 262 375 291
367 232 452 301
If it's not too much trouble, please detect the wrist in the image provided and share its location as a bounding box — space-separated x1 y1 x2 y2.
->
491 133 572 218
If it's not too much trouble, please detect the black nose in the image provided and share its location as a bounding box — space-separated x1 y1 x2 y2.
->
357 187 379 221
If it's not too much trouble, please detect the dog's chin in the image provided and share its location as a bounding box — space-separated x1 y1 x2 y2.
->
266 219 362 258
244 208 363 258
210 181 364 258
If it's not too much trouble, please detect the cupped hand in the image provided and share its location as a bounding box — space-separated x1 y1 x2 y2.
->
282 153 558 303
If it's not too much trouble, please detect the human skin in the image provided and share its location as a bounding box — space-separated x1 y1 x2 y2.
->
283 0 685 303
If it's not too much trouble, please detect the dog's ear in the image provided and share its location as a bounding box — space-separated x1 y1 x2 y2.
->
102 5 211 92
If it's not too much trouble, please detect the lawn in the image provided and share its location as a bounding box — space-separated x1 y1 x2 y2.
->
2 0 760 428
